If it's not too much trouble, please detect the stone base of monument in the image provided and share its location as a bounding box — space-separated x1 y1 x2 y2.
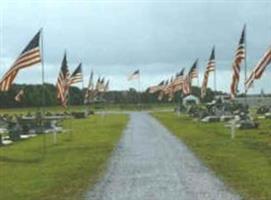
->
201 116 220 123
236 120 259 129
220 115 234 122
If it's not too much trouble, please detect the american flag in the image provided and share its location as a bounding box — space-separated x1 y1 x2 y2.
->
98 77 105 92
230 25 246 99
104 80 110 92
14 89 24 102
128 70 140 81
245 46 271 90
201 47 215 98
182 59 198 96
95 77 101 91
84 70 94 103
172 68 185 93
182 73 191 95
158 80 168 101
69 63 83 85
148 80 164 94
56 53 70 108
189 59 199 79
0 30 41 91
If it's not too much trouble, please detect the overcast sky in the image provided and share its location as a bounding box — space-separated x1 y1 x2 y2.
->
0 0 270 93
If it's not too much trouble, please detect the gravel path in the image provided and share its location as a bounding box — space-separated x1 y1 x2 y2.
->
85 112 240 200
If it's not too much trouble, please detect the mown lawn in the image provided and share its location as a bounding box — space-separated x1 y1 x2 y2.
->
0 103 175 114
153 112 271 200
0 114 128 200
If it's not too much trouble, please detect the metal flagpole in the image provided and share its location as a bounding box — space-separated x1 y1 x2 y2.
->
244 24 248 106
214 63 217 99
40 28 47 155
214 46 217 93
138 71 141 109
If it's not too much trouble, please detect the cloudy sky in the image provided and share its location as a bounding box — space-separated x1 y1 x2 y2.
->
0 0 270 93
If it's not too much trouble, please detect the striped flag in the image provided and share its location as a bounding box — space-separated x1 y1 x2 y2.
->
56 53 70 108
245 46 271 90
128 70 140 81
148 81 164 94
14 89 24 102
201 47 215 98
69 63 83 85
189 59 199 79
98 77 105 92
230 25 246 99
158 80 168 101
172 68 185 93
182 73 191 95
84 70 94 103
0 30 42 91
104 80 110 92
182 59 199 96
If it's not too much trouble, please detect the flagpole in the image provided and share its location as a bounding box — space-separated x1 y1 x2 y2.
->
138 72 141 109
214 46 217 94
40 28 46 155
214 62 217 96
244 24 248 105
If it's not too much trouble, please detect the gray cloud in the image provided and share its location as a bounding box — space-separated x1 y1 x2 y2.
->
0 0 271 93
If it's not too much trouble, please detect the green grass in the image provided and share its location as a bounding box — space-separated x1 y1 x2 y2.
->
153 112 271 200
0 103 175 114
0 114 128 200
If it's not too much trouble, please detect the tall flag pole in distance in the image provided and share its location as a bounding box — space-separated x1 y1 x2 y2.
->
201 47 215 99
128 69 141 105
183 59 198 96
230 25 246 99
84 70 94 104
56 52 70 108
245 46 271 90
0 30 42 91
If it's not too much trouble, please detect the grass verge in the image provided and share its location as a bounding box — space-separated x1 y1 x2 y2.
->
153 112 271 200
0 114 128 200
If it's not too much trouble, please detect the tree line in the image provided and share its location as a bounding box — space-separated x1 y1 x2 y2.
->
0 83 222 108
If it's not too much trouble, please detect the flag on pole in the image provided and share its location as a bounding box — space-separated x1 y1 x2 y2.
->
98 77 105 92
104 80 110 92
95 77 101 91
69 63 83 85
14 89 24 102
158 80 168 101
172 68 185 93
128 70 140 81
245 46 271 90
182 60 199 96
189 59 199 79
148 80 164 94
182 73 191 95
0 30 41 91
56 52 70 108
230 25 246 99
84 70 94 103
201 47 215 98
